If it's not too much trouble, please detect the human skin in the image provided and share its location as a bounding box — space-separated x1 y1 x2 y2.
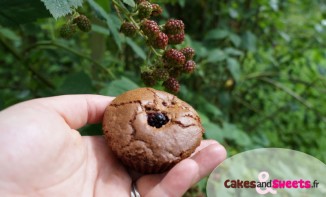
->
0 95 226 197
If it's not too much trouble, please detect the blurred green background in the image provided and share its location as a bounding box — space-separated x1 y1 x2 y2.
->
1 0 325 196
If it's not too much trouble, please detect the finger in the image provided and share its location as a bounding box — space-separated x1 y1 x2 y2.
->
32 95 114 129
191 139 219 156
140 141 226 197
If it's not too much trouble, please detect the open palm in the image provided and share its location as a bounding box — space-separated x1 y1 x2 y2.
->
0 95 226 197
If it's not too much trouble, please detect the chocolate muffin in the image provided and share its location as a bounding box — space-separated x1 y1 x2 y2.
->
102 88 204 174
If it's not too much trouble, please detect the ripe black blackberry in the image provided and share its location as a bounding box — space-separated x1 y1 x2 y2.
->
163 77 180 93
120 22 137 37
147 112 169 128
60 24 77 39
73 15 91 32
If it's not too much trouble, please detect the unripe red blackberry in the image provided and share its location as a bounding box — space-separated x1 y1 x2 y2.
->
164 19 184 35
138 1 153 19
153 68 169 81
73 15 91 32
150 32 168 49
183 60 196 73
163 49 186 66
120 22 137 37
141 71 156 86
151 4 163 17
163 77 180 93
140 19 160 39
168 32 185 45
60 24 77 39
180 47 195 60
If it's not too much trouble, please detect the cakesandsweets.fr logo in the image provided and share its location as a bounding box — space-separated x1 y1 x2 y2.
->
206 148 326 197
224 171 320 195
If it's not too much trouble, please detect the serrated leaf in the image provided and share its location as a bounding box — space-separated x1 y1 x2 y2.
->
227 57 241 81
205 29 229 40
207 49 227 63
122 0 136 7
126 38 146 60
41 0 84 19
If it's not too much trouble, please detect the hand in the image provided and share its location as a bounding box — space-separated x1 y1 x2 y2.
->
0 95 226 197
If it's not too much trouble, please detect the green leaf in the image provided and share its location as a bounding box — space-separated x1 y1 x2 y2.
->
41 0 84 19
204 122 224 141
229 33 241 47
227 58 241 81
58 72 93 94
224 47 244 56
0 0 50 26
222 122 251 147
100 77 139 96
206 49 227 63
241 31 256 52
205 29 229 40
126 38 146 60
92 24 110 35
0 27 21 41
87 0 122 49
122 0 136 7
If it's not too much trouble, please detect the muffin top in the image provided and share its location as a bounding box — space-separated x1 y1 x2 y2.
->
102 88 204 173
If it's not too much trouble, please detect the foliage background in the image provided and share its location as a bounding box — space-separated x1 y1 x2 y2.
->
1 0 325 195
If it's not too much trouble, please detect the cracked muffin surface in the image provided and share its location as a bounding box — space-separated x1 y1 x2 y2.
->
102 87 204 174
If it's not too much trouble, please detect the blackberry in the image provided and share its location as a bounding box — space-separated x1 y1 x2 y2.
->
120 22 137 37
140 19 160 39
141 71 156 86
168 67 182 78
151 4 163 17
73 15 91 32
163 77 180 93
147 112 169 128
183 60 196 73
60 24 77 39
163 49 186 67
180 47 195 60
138 1 153 19
153 68 169 81
150 32 168 49
168 32 185 45
164 19 184 35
